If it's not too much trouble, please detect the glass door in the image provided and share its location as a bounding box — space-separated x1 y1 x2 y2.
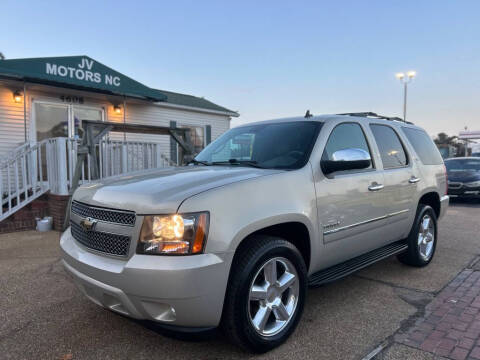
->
34 102 69 141
71 106 104 140
34 102 104 141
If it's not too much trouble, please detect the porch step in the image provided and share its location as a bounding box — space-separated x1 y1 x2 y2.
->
308 240 408 287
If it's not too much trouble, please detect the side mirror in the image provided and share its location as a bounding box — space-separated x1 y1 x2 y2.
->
321 148 371 175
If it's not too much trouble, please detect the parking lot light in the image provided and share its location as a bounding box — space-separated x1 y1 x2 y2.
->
395 70 416 121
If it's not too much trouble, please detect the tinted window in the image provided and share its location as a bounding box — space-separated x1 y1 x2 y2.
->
322 123 372 167
195 121 322 169
370 124 408 169
402 127 444 165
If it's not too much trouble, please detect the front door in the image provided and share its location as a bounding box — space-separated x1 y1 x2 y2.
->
315 122 390 268
34 102 69 141
71 106 104 140
34 101 104 142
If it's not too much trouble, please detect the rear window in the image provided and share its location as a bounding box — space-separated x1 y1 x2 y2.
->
402 127 443 165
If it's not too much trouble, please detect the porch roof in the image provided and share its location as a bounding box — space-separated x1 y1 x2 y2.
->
0 56 167 101
0 56 238 116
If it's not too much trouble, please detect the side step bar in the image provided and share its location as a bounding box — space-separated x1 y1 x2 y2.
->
308 241 408 287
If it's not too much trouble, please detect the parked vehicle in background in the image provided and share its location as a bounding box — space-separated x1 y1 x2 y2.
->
472 152 480 157
61 113 448 352
445 157 480 199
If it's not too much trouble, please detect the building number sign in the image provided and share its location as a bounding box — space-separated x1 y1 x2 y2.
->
60 95 84 104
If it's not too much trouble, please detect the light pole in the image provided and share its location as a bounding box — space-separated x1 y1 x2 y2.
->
395 71 416 121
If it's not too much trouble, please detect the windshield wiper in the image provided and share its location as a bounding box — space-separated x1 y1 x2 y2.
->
188 159 211 166
211 159 266 169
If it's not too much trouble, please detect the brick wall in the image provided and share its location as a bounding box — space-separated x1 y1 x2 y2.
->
0 193 70 233
0 196 49 233
47 194 70 231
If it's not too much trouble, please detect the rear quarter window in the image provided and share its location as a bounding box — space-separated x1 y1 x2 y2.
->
402 127 443 165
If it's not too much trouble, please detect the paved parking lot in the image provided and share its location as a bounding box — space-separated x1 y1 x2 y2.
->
1 200 479 360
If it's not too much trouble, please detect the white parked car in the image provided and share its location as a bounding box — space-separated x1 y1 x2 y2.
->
61 112 449 352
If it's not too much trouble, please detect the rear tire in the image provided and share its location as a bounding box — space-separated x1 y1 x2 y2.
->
221 235 307 353
398 204 437 267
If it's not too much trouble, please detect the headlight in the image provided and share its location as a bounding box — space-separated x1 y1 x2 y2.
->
465 181 480 188
137 212 209 255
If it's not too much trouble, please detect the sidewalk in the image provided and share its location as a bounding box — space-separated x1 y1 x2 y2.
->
392 258 480 360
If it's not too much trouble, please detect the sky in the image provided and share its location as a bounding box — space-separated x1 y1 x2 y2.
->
1 0 479 137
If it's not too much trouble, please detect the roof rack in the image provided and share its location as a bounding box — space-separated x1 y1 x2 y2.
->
337 112 414 125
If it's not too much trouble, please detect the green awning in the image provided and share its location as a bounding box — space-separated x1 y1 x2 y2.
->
0 56 167 101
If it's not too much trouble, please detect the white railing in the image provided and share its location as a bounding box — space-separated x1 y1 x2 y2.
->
98 139 175 178
1 137 174 222
49 137 175 195
0 139 51 221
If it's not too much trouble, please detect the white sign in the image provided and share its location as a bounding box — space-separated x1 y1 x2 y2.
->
45 58 121 87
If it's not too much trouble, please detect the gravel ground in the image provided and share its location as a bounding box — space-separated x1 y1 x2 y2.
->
0 200 479 360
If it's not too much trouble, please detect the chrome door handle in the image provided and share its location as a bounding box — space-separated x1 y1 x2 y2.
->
409 176 421 184
368 183 384 191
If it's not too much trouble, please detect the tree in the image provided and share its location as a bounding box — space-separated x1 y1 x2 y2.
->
433 132 457 146
433 132 469 157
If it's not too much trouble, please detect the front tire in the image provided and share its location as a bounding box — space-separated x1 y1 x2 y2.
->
398 204 437 267
222 235 307 353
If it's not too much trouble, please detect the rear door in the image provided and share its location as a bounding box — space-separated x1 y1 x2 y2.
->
369 124 418 239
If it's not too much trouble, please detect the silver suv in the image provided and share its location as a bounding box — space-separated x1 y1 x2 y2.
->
61 113 449 352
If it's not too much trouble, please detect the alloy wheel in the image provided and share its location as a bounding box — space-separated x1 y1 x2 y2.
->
248 257 299 337
418 214 435 261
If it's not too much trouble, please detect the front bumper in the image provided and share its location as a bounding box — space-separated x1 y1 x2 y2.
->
448 187 480 198
60 228 233 327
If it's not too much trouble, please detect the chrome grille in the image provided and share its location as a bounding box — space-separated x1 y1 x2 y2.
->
71 201 135 226
71 222 131 256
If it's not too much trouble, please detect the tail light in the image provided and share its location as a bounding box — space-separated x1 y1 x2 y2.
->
443 164 448 195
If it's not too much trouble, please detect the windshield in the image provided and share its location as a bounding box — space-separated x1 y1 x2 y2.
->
445 159 480 172
194 121 322 170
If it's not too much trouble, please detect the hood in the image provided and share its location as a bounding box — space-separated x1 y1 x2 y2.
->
73 166 282 213
447 169 480 183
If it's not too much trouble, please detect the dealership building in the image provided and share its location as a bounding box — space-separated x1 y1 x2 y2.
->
0 55 238 232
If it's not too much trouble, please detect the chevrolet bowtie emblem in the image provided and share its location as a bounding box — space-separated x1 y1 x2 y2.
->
80 217 97 232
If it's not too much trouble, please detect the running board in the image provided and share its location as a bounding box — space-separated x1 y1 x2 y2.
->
308 241 408 287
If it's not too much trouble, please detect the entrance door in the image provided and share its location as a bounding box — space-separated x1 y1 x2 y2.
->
34 102 104 142
72 106 104 140
34 102 69 141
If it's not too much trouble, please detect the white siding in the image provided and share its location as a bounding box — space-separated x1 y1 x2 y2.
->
0 81 30 157
0 80 232 162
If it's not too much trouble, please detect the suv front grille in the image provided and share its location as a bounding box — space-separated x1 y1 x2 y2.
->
70 222 131 257
71 201 136 226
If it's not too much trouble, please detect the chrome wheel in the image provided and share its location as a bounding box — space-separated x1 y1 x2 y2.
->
248 257 299 337
418 214 435 261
